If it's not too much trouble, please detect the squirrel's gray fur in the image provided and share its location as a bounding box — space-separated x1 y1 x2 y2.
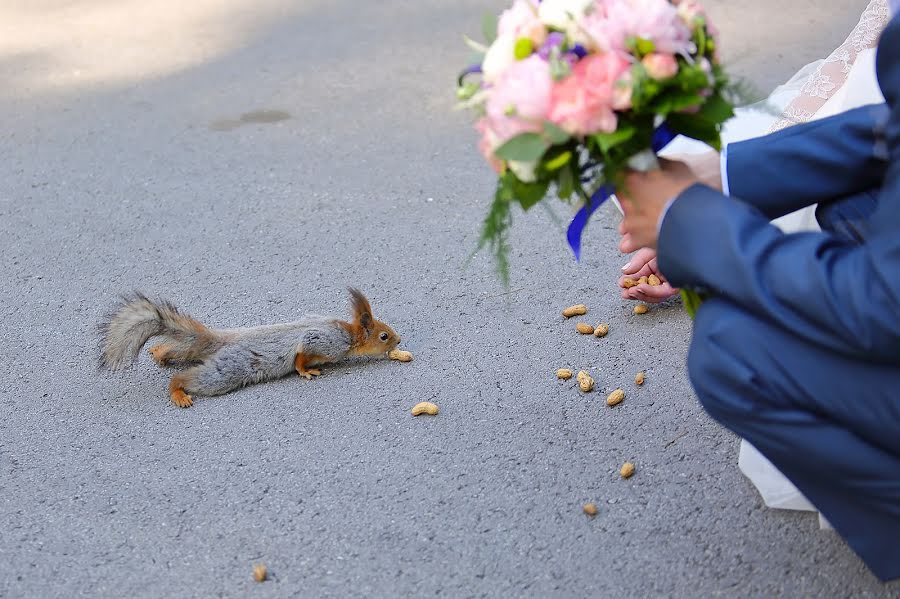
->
98 292 381 399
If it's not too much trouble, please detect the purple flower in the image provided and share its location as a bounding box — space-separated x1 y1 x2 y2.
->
538 31 566 59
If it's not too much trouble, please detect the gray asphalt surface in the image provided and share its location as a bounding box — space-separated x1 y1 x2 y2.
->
1 1 898 597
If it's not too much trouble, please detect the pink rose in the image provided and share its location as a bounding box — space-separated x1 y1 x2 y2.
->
581 51 631 103
476 118 505 173
549 53 628 136
612 69 634 110
642 53 678 80
498 0 547 46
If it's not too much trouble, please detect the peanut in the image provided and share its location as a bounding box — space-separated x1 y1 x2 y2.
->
576 323 595 335
583 503 598 517
388 349 414 362
593 323 610 338
606 388 625 407
620 462 636 479
253 564 267 583
638 276 649 285
647 274 661 286
633 304 649 315
411 401 439 416
635 372 645 386
576 371 594 393
562 304 588 318
557 368 574 380
622 278 637 289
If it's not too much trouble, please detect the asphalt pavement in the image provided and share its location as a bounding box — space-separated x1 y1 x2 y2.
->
1 1 898 597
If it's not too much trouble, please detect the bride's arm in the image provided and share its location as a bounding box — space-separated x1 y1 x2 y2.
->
725 103 889 220
768 0 890 133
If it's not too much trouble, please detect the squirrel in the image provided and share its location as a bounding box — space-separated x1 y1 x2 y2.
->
99 288 401 408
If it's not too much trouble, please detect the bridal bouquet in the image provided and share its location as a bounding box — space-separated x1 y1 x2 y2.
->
457 0 733 292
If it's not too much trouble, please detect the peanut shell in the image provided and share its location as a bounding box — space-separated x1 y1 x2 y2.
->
388 349 414 362
253 564 267 583
583 503 599 517
606 388 625 407
593 323 610 338
411 401 439 416
557 368 574 380
647 274 661 286
576 371 595 393
638 276 649 285
622 278 637 289
620 462 636 479
635 372 645 386
633 304 649 315
576 323 595 335
562 304 588 318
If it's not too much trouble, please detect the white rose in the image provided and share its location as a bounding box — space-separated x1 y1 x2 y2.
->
537 0 594 41
482 34 517 84
508 160 538 183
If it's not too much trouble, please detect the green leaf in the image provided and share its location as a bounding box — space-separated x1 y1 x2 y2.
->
494 133 550 162
542 121 570 144
593 126 636 154
666 113 722 150
482 12 498 45
513 179 550 211
680 289 703 319
456 81 480 101
513 37 534 60
471 176 514 287
543 151 572 171
557 165 575 201
652 91 705 116
697 93 735 124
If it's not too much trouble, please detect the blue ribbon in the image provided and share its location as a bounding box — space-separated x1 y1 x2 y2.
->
566 124 678 261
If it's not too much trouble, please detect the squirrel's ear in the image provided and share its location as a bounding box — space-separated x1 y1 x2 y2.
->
349 288 374 332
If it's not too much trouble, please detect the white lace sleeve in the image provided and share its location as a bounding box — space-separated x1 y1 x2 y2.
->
767 0 891 133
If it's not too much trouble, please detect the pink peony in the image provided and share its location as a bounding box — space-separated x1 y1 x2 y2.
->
498 0 547 46
548 53 629 136
486 55 553 130
672 0 706 27
583 0 692 56
479 55 553 168
642 52 679 80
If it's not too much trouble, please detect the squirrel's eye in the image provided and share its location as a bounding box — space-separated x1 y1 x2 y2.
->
379 332 389 342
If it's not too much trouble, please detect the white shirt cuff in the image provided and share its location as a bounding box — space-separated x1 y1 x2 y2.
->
720 144 730 196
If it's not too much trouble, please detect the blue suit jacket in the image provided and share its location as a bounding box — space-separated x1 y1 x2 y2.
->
658 13 900 365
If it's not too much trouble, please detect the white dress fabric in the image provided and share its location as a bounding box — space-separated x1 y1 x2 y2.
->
660 0 890 527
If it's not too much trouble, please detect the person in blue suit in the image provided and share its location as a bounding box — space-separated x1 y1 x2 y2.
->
616 10 900 583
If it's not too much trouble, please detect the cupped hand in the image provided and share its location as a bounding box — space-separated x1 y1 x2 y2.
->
617 246 679 304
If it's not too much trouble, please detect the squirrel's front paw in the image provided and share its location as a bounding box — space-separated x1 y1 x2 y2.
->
298 368 321 380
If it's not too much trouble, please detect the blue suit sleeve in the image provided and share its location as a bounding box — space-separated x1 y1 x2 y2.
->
658 184 900 362
725 103 890 220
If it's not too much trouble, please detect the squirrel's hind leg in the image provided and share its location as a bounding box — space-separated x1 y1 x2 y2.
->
149 342 209 367
169 372 195 408
168 361 251 408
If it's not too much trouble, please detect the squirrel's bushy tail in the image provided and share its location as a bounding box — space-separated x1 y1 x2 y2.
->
99 293 221 370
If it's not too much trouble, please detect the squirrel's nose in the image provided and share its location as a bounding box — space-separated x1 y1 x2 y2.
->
396 336 401 344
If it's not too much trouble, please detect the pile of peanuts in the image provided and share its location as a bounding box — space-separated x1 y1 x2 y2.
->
560 302 646 513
